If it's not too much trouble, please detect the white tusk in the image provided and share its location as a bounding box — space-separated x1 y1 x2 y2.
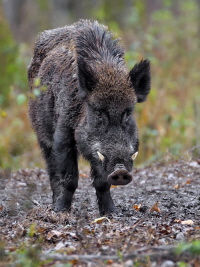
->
97 151 105 162
131 151 138 161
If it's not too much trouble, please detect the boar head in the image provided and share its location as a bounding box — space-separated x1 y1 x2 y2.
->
75 58 151 186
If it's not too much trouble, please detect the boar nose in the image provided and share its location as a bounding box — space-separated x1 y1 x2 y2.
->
107 164 132 185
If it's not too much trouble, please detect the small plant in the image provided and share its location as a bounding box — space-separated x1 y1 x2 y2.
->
176 240 200 256
12 244 42 267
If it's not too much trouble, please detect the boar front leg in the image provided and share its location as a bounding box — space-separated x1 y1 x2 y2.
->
48 125 78 212
92 169 116 215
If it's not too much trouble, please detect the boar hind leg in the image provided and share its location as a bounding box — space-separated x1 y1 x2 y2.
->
92 170 116 215
46 126 78 212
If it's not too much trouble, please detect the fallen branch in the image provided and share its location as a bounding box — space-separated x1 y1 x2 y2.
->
40 244 192 263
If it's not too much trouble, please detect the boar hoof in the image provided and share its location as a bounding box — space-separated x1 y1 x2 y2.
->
107 169 132 185
100 205 117 216
53 197 72 212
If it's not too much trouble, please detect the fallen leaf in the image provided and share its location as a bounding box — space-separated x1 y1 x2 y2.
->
149 201 161 213
111 185 118 188
181 220 194 225
69 259 79 265
37 227 46 234
159 224 171 235
51 230 63 236
174 219 181 223
133 204 142 211
106 259 114 264
79 173 88 178
8 247 17 252
66 232 78 239
47 230 63 240
174 219 194 225
92 217 111 224
174 184 181 189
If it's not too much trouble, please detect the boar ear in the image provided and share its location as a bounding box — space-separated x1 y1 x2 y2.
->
77 56 97 97
129 59 151 103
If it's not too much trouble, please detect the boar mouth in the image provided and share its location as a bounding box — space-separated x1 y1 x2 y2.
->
107 167 132 185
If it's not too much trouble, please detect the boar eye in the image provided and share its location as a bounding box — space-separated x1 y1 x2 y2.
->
95 110 103 123
122 109 132 125
125 110 132 121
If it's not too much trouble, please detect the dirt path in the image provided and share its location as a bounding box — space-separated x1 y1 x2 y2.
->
0 159 200 266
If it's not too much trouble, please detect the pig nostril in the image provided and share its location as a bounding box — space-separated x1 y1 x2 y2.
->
112 175 118 180
123 174 129 180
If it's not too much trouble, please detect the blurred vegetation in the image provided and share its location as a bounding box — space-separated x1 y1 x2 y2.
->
0 0 200 170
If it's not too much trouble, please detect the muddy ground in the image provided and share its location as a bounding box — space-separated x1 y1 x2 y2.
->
0 158 200 266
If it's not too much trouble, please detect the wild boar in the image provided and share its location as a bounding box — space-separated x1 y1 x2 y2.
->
28 19 151 215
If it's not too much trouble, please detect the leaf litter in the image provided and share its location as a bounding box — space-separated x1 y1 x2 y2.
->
0 159 200 266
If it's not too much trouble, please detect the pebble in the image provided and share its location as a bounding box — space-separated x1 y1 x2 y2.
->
161 260 175 267
124 259 134 267
176 232 185 240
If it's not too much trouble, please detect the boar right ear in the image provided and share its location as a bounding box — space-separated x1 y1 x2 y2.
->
77 56 97 98
129 59 151 103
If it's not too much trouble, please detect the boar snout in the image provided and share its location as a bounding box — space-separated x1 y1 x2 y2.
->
107 164 132 185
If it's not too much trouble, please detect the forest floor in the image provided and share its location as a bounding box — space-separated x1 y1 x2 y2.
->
0 158 200 266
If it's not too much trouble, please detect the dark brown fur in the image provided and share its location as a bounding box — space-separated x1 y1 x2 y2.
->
28 20 151 215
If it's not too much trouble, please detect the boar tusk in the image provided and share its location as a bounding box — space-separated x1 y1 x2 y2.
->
131 151 138 161
97 151 105 162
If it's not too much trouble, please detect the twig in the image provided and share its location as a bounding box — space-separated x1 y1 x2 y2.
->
183 144 200 155
25 194 40 206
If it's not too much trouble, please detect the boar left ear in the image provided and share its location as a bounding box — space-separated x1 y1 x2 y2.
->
77 56 97 98
129 59 151 103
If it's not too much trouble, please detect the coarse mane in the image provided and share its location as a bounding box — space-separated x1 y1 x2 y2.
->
75 20 125 66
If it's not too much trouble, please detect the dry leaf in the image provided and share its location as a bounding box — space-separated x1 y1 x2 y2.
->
149 201 161 213
51 230 63 236
8 247 17 252
111 185 118 188
159 224 171 235
69 259 79 265
67 232 78 239
93 217 111 224
37 227 46 234
106 259 114 264
174 219 194 225
174 184 181 189
174 180 191 189
133 204 142 211
174 219 181 223
181 220 194 225
79 172 88 178
47 230 63 240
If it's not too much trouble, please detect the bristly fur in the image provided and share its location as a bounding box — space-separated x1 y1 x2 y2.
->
75 20 125 65
28 19 151 215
